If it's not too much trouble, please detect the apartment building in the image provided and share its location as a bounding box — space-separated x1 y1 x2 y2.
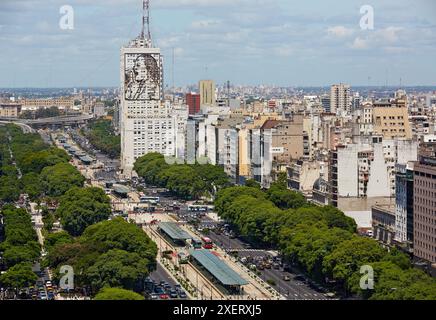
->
413 143 436 264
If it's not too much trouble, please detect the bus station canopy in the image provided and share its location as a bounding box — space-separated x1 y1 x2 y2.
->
189 249 248 286
113 184 130 195
158 222 192 241
79 156 93 164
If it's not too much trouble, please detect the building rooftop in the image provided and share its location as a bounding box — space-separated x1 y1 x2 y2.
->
189 249 248 286
158 222 192 241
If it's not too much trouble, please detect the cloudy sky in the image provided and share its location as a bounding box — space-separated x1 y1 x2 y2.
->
0 0 435 87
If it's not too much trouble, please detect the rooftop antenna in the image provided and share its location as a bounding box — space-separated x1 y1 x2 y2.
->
227 80 231 107
172 47 175 101
141 0 151 43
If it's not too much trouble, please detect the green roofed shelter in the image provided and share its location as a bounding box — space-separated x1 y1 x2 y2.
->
158 222 192 241
189 249 248 286
80 156 93 165
113 184 130 195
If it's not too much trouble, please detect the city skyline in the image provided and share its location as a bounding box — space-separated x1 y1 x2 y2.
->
1 0 436 88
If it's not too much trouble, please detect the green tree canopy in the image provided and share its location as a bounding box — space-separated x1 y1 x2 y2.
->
94 287 144 300
56 187 111 236
0 263 38 289
40 163 85 197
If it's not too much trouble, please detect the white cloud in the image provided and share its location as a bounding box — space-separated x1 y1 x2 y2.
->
273 45 293 57
191 19 221 29
327 26 354 38
351 37 369 49
376 26 403 43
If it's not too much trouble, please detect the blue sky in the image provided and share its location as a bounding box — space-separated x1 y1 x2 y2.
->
0 0 435 87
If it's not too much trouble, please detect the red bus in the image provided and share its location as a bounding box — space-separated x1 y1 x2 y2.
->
201 237 213 249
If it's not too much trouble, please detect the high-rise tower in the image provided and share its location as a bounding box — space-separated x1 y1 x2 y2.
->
330 83 351 115
120 0 174 175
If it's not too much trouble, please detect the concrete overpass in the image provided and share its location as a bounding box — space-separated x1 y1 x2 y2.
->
0 120 35 133
0 114 94 128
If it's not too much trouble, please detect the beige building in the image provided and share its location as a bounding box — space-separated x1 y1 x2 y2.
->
0 103 21 118
199 80 216 106
21 98 74 111
263 114 305 167
373 106 412 139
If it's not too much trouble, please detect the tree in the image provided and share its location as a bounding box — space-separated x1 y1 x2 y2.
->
134 153 169 186
85 249 151 292
56 187 111 236
214 186 266 217
44 231 74 253
322 236 387 293
245 179 261 189
2 244 40 267
0 176 20 203
40 163 85 197
193 163 230 194
267 188 308 209
0 263 38 289
20 148 69 174
94 287 144 300
21 172 43 200
83 119 120 158
80 218 157 262
159 165 205 199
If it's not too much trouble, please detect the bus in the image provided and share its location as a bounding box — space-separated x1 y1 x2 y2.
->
188 205 209 213
139 196 160 205
201 237 213 249
191 238 202 249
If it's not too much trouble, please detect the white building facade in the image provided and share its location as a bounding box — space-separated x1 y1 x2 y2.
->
120 37 175 175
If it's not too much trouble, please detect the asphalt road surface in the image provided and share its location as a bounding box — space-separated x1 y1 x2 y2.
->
149 263 179 288
205 229 329 300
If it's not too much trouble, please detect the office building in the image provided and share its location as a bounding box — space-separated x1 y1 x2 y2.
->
395 163 414 245
120 2 174 175
413 143 436 264
199 80 216 106
186 92 200 115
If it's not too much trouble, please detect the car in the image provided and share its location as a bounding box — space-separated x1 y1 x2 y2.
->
160 294 169 300
149 293 159 300
175 284 182 291
283 275 291 281
272 263 280 270
154 286 165 295
170 291 178 299
178 291 187 299
294 274 306 282
47 292 55 300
